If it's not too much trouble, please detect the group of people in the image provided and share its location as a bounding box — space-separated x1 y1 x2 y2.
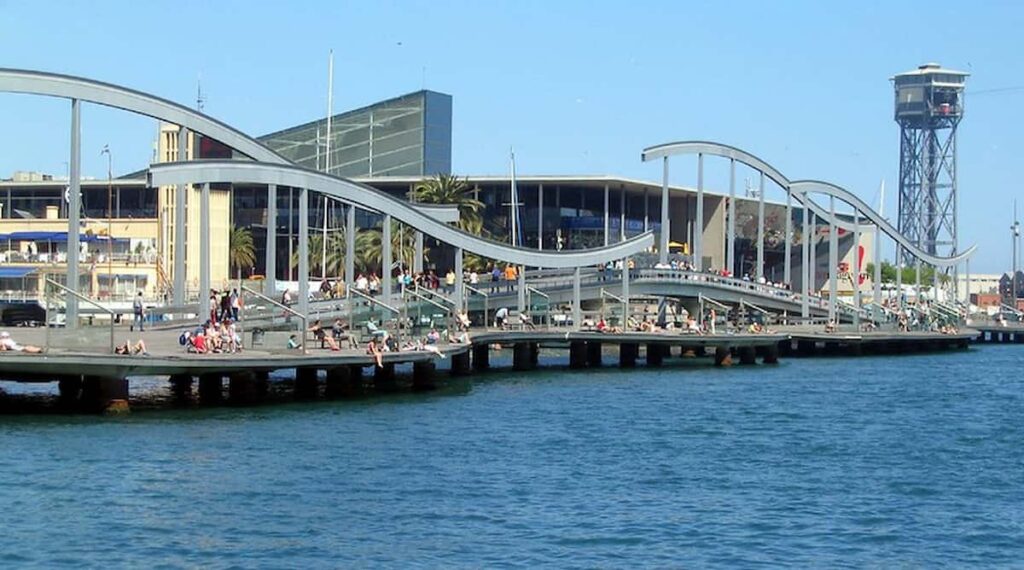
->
182 319 243 354
208 289 242 324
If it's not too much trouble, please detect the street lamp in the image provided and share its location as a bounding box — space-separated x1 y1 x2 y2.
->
100 145 113 299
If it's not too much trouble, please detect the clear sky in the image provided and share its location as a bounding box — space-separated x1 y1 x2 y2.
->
1 0 1022 272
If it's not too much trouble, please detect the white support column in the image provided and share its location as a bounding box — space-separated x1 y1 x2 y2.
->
454 247 464 310
784 188 793 286
756 171 765 281
537 184 544 251
621 256 630 324
727 159 735 275
874 223 882 307
896 246 903 311
801 197 810 319
67 99 81 327
517 266 526 314
828 196 838 323
345 204 355 284
695 154 704 271
382 214 392 308
173 126 188 305
297 186 309 320
619 186 626 242
603 184 610 246
659 158 669 264
643 187 649 232
964 258 971 306
853 209 861 329
414 231 423 274
265 184 277 296
199 182 211 306
573 266 581 329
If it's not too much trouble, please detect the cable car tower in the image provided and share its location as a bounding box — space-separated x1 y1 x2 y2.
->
893 63 968 262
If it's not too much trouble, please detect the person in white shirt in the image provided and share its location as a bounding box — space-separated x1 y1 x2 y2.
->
0 331 42 353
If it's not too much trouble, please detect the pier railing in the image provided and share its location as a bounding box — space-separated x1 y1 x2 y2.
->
44 278 116 354
242 286 308 354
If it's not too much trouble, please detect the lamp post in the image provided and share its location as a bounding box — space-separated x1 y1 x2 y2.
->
101 145 113 299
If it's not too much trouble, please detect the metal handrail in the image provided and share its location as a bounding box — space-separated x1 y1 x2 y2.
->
741 299 772 316
45 277 116 354
414 283 457 307
349 288 400 314
242 285 308 354
404 288 450 312
698 293 730 311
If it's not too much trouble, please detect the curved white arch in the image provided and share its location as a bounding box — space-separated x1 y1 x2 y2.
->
641 140 974 266
150 160 655 268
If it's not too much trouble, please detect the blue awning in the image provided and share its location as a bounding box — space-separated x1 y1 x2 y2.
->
7 231 62 241
0 267 37 278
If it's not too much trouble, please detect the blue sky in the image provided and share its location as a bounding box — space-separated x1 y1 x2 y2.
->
1 0 1022 272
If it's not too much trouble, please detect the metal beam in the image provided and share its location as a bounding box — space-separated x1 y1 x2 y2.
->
150 161 655 269
784 188 792 286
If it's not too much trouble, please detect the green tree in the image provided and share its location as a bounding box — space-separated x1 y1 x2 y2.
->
875 261 949 285
229 225 256 280
410 174 486 235
354 220 424 276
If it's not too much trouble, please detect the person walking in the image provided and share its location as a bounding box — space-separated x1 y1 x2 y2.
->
230 288 241 321
131 291 145 332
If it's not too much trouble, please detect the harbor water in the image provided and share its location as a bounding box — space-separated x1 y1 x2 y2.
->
1 345 1021 567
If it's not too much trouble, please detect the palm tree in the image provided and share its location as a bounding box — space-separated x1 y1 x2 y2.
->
229 225 256 280
354 220 425 276
290 229 348 278
411 174 485 235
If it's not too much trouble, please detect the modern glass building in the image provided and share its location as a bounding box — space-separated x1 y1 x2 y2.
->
258 90 452 178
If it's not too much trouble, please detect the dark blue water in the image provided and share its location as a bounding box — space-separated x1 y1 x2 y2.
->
1 345 1021 567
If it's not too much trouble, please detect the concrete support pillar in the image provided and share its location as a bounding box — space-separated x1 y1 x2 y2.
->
537 184 544 250
374 363 397 390
199 182 211 305
619 186 626 242
67 99 81 326
325 366 357 398
265 184 277 295
619 343 638 368
763 344 780 364
646 344 664 367
572 267 581 328
738 345 757 365
801 197 810 319
198 373 223 404
81 376 129 414
714 346 732 367
58 376 82 408
414 231 424 274
472 343 490 371
450 351 470 376
412 361 436 391
569 341 587 369
853 208 861 331
229 371 266 404
169 374 193 404
828 196 838 323
513 343 535 371
586 341 602 368
295 367 319 399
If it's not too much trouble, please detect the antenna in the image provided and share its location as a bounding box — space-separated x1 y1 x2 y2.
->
196 74 205 112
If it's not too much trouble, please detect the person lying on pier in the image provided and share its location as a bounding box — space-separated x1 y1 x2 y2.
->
685 317 703 335
401 339 446 358
309 319 340 351
0 332 43 354
366 337 384 367
115 338 149 356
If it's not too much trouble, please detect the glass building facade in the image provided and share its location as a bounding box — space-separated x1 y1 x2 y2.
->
258 90 452 178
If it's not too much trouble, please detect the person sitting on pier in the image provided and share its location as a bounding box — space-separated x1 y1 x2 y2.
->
115 338 149 356
824 319 837 334
187 330 208 354
456 311 471 331
310 319 340 351
287 334 302 350
748 322 764 334
519 311 537 331
331 318 352 349
366 337 384 368
0 332 43 354
494 306 510 330
596 317 622 334
685 317 703 335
